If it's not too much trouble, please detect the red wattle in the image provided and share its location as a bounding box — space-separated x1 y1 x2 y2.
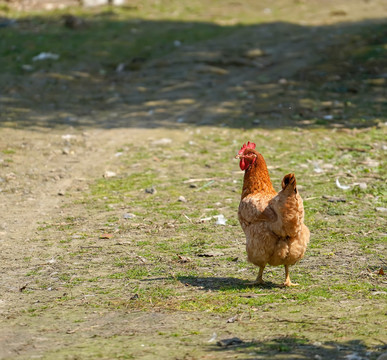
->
240 158 246 171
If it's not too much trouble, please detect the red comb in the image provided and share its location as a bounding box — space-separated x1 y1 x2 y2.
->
238 141 256 155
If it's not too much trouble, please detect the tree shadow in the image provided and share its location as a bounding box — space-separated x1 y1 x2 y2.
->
207 336 386 360
0 8 386 130
177 275 280 291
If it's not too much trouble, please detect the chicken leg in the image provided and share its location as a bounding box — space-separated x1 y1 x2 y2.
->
282 264 299 287
247 265 265 285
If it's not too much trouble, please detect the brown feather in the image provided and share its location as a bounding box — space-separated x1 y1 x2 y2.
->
237 148 310 285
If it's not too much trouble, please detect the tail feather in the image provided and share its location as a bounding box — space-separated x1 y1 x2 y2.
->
282 173 297 193
269 173 303 238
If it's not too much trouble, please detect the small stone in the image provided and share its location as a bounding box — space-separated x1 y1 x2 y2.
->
376 207 387 213
22 64 33 71
244 48 265 58
61 134 77 141
189 184 198 188
123 213 136 219
116 63 125 73
226 315 238 323
357 182 367 190
5 173 16 181
152 138 172 146
178 196 187 203
103 171 117 178
145 187 156 194
58 190 66 196
217 337 244 347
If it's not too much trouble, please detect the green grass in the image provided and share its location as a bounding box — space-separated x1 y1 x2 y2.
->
52 126 385 318
8 123 387 360
0 7 235 76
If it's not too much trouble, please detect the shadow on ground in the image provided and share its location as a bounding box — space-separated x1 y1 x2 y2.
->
178 275 280 290
207 336 386 360
0 11 386 130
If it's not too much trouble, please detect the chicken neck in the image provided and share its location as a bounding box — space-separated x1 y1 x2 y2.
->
241 152 276 199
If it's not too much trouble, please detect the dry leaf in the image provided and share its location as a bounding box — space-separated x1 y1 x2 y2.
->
177 254 191 263
99 233 113 239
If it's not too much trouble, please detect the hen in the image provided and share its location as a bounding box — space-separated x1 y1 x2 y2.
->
236 142 310 286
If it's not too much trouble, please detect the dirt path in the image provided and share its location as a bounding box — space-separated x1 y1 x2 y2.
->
0 127 160 296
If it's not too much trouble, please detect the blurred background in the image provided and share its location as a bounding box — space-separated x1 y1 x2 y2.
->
0 0 386 129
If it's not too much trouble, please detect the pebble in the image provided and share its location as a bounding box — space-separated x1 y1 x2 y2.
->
152 138 172 146
178 196 187 202
103 171 117 178
217 337 244 347
145 187 156 194
226 315 238 323
61 134 77 141
123 213 136 219
356 182 367 190
22 64 33 71
5 173 16 181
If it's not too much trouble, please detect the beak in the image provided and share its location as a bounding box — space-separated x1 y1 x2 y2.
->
235 154 241 159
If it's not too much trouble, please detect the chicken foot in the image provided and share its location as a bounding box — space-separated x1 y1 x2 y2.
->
282 264 299 287
247 265 265 285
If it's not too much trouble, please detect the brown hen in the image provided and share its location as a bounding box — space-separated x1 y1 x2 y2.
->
236 142 310 286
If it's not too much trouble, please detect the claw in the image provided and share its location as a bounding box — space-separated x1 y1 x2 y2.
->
282 265 298 287
281 281 299 287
